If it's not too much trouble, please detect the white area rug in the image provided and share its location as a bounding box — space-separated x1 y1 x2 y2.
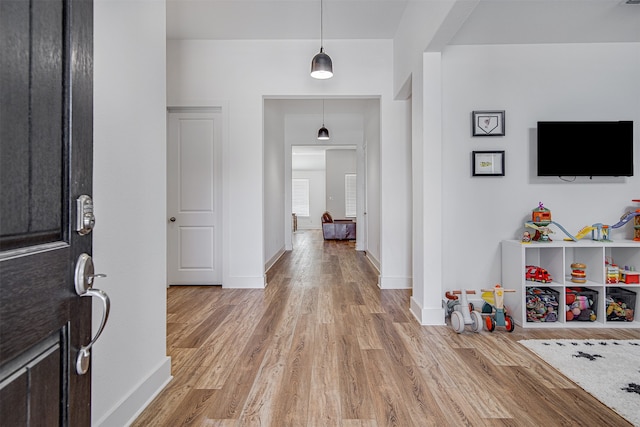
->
519 339 640 426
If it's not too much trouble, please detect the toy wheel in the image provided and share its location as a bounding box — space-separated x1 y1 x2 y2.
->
505 314 515 332
471 311 483 333
485 316 496 332
468 302 474 312
451 311 465 333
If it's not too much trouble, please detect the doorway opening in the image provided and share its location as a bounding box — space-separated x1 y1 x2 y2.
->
292 145 357 244
263 97 380 273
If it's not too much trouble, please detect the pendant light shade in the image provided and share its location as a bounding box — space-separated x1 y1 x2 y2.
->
311 48 333 79
311 0 333 79
317 125 330 140
318 99 330 140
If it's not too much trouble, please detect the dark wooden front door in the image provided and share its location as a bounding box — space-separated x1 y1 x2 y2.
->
0 0 94 425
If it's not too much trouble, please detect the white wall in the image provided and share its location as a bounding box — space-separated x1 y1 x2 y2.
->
292 170 326 230
167 39 412 289
364 101 382 268
441 42 640 293
393 1 456 96
326 150 356 217
263 100 285 269
93 1 170 425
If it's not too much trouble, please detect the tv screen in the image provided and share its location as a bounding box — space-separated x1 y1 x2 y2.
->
537 121 634 177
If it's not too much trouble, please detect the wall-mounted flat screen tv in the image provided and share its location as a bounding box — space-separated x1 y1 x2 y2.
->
537 121 634 177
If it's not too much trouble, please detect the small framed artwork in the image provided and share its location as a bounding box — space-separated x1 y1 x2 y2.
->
472 151 505 176
472 110 505 136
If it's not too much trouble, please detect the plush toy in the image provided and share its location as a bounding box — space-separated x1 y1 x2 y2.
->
566 294 596 321
545 306 557 322
566 308 574 321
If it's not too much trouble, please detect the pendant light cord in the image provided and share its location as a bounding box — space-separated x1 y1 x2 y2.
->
322 99 325 125
320 0 324 50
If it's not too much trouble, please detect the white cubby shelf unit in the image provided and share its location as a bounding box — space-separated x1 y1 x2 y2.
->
501 239 640 328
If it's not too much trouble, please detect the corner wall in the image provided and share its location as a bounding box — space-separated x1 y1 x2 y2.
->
264 100 286 268
93 1 170 425
326 150 356 217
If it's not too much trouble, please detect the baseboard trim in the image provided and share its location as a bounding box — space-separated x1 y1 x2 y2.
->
264 247 286 272
365 252 380 272
410 296 446 325
378 276 412 289
94 356 172 427
223 275 266 289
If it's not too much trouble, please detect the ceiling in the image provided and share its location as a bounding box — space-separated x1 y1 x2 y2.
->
170 1 639 168
167 0 640 44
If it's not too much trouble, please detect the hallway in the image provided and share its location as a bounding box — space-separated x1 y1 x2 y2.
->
132 230 637 426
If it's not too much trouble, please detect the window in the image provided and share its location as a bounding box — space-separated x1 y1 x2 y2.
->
292 179 309 217
345 174 356 217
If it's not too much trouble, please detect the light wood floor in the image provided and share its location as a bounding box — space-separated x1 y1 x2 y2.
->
133 230 640 426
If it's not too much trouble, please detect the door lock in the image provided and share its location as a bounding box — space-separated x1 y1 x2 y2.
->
76 195 95 235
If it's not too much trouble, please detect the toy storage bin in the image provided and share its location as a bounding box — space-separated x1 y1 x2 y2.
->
606 287 636 322
565 287 598 321
526 287 559 322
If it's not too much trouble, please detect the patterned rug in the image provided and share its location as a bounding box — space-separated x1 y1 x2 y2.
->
519 339 640 426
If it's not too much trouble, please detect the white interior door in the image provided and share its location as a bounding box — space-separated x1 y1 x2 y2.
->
167 110 222 285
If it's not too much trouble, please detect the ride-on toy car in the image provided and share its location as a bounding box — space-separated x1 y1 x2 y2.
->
445 290 484 333
481 284 516 332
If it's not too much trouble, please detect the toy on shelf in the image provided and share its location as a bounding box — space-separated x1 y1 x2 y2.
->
567 225 597 241
620 266 639 284
445 290 484 333
606 287 636 322
605 257 619 284
610 199 640 241
525 265 552 283
481 284 516 332
525 200 640 244
525 202 578 242
570 263 587 284
526 287 559 322
565 287 597 321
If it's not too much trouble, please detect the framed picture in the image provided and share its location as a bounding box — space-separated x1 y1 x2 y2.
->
472 110 505 136
473 151 505 176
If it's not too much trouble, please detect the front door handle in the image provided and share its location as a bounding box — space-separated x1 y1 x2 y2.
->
74 253 110 375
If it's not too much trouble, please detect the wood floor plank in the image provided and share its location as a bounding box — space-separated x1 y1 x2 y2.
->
205 332 271 420
336 332 375 420
307 322 342 425
132 230 639 427
175 304 235 348
270 313 315 426
350 305 383 350
163 388 216 426
361 349 420 427
236 282 307 424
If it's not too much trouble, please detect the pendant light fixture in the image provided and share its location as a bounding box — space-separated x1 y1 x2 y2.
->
310 0 333 79
317 99 330 140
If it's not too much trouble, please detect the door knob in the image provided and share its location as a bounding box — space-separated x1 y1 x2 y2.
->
169 217 176 222
74 253 110 375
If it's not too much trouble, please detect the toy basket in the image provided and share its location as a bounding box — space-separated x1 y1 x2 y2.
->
526 287 559 322
606 287 636 322
565 287 598 321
